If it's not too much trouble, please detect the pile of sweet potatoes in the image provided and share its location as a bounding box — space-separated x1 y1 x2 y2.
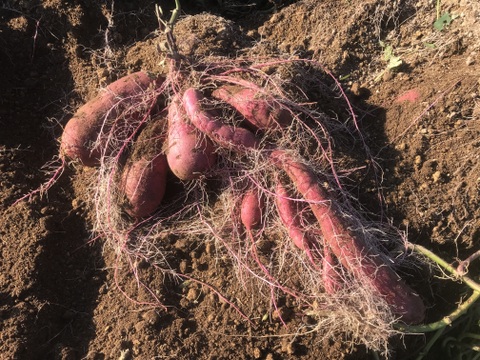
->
60 62 425 329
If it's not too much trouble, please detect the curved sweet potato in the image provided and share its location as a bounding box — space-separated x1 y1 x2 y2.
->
182 88 260 151
269 150 426 324
212 85 292 131
121 154 168 218
166 95 217 180
275 182 314 250
61 72 161 166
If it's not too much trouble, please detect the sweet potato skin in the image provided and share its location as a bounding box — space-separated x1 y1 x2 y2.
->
212 85 292 130
275 182 313 250
166 96 217 180
61 72 159 166
240 189 263 231
269 150 426 324
121 154 168 218
183 88 260 150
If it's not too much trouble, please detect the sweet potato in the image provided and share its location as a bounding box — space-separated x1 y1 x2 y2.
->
240 188 264 231
270 150 425 324
322 246 343 294
61 71 161 166
212 85 292 130
182 88 260 150
121 154 168 218
166 95 217 180
275 182 314 250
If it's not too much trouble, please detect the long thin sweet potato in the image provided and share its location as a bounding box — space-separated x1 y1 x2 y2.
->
275 182 314 250
212 85 292 131
182 88 260 150
323 246 343 294
270 150 425 324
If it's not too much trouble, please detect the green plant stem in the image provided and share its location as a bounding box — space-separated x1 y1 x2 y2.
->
395 290 480 332
408 244 480 293
415 327 446 360
394 243 480 333
169 0 181 27
461 333 480 341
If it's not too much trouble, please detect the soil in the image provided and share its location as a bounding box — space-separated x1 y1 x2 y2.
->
1 0 479 359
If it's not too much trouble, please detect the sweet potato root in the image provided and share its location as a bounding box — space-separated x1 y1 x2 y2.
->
240 188 264 231
166 95 217 180
323 246 343 294
212 85 292 131
182 88 260 150
121 154 168 218
61 72 160 166
275 182 314 251
270 150 425 324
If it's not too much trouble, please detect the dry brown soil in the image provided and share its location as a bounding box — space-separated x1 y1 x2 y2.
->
1 0 479 359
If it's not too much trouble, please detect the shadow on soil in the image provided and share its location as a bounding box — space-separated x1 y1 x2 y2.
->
0 3 109 359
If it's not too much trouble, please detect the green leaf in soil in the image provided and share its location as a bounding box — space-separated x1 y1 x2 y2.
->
383 45 394 61
387 55 402 70
434 12 452 31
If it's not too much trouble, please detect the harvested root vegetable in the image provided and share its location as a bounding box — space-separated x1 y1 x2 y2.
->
212 85 292 131
183 88 261 150
120 118 168 218
121 154 168 218
240 188 264 231
166 95 217 180
322 246 343 294
61 71 161 166
45 20 429 350
275 182 314 251
270 150 426 324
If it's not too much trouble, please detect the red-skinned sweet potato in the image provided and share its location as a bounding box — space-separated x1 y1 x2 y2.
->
166 95 217 180
322 246 343 294
61 71 161 166
121 154 168 218
182 88 260 150
275 182 314 251
212 85 292 131
240 188 264 231
269 150 426 324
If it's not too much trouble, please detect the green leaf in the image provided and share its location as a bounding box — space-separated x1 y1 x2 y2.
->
383 45 394 61
424 42 436 49
387 55 402 70
434 12 452 31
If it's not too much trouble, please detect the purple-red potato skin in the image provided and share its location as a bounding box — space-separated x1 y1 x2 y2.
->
166 96 217 180
122 155 168 218
182 88 260 150
240 189 264 231
323 247 343 294
61 72 160 166
212 85 292 130
61 94 115 166
275 182 313 250
270 150 425 324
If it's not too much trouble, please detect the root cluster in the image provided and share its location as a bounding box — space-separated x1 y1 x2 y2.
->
60 30 424 355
